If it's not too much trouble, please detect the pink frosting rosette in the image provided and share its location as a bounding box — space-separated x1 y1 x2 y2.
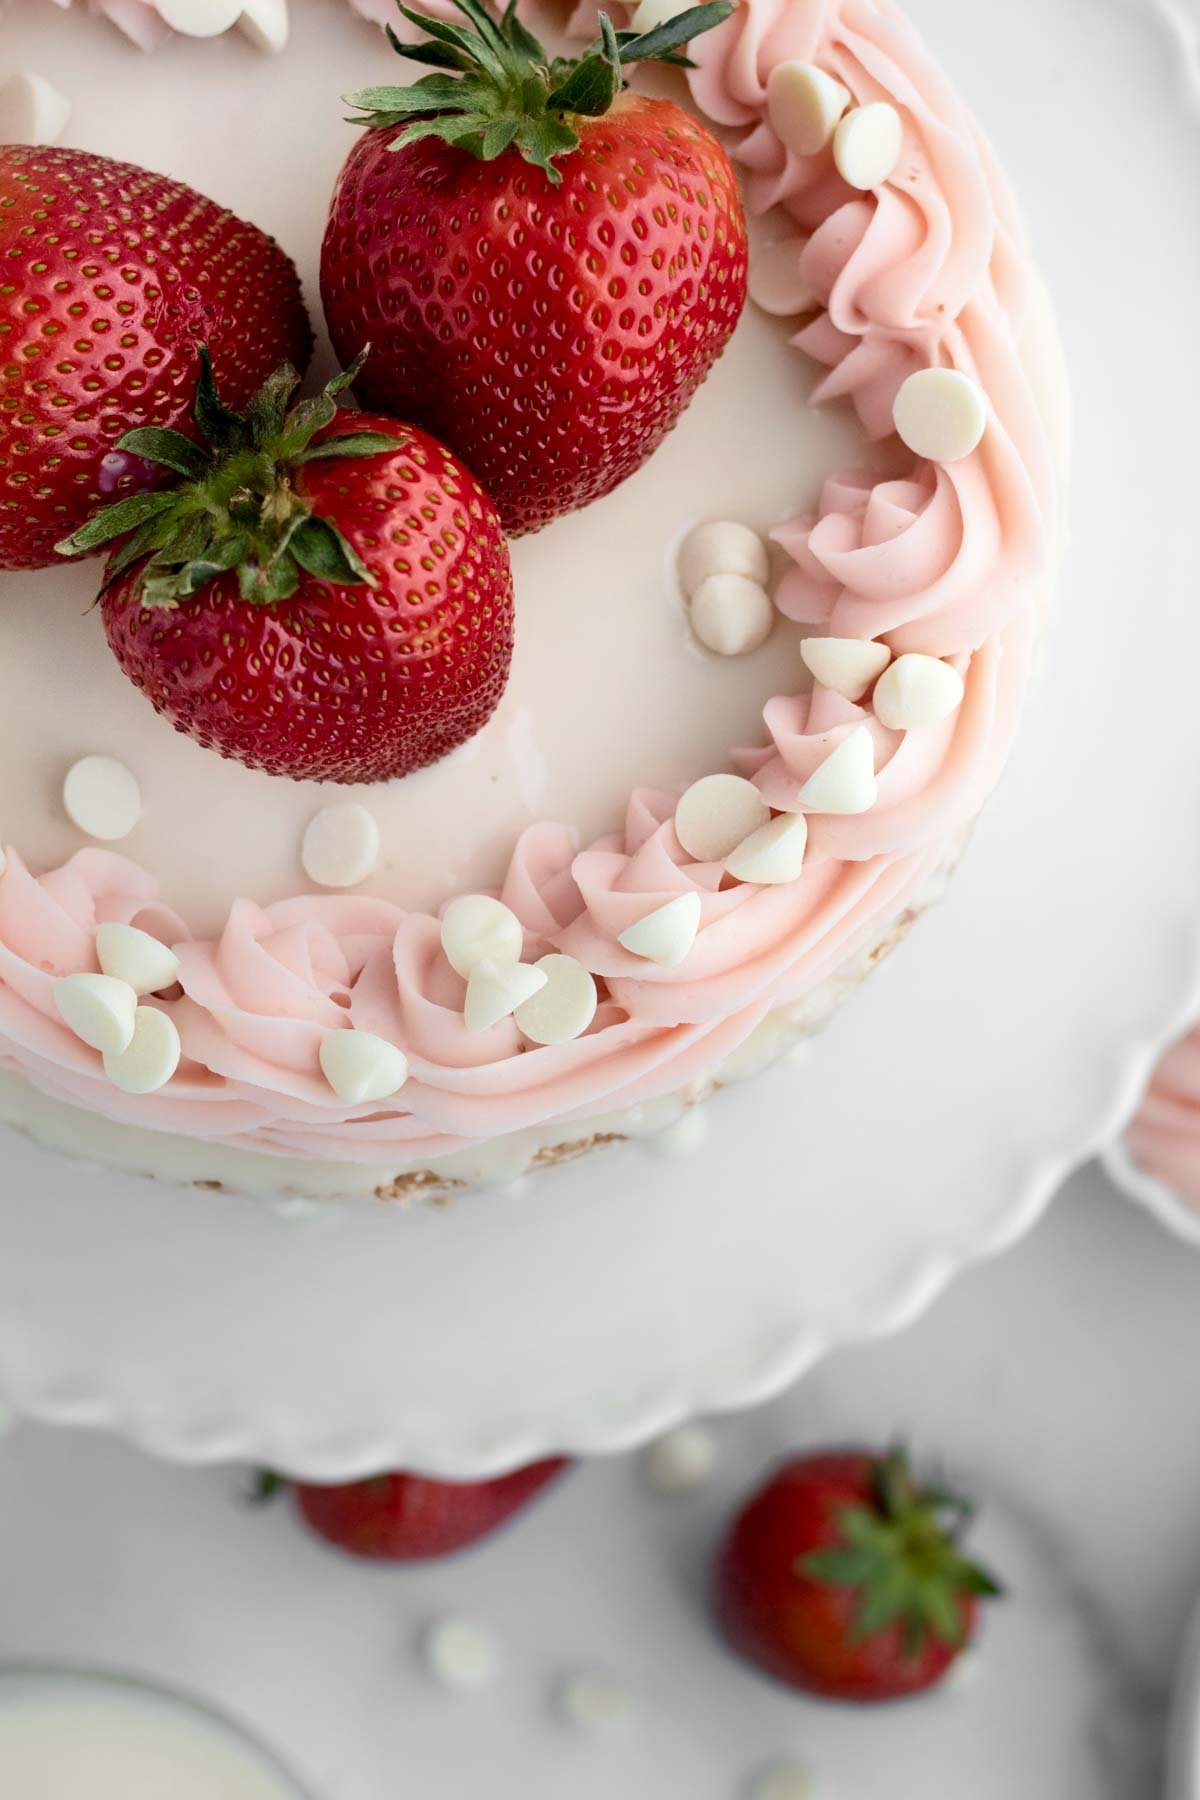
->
1127 1030 1200 1212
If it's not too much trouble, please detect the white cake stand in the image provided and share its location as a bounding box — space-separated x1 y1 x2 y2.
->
1 0 1198 1476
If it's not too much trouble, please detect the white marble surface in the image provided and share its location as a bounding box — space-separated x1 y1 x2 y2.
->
1 1162 1197 1798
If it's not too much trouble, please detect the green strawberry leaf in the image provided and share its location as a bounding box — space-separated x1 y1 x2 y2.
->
616 1 731 62
291 516 373 586
113 427 212 481
294 431 407 464
55 489 179 557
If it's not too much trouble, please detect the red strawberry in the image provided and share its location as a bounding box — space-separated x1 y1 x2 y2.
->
715 1447 1002 1704
321 0 747 536
0 145 312 572
58 352 514 783
291 1458 570 1560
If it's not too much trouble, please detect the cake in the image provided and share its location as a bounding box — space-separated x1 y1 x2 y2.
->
0 0 1065 1199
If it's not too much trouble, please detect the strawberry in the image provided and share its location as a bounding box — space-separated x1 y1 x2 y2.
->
714 1447 1002 1704
290 1458 570 1560
57 352 514 784
321 0 747 536
0 145 312 572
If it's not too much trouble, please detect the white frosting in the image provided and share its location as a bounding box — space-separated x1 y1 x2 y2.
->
0 72 72 145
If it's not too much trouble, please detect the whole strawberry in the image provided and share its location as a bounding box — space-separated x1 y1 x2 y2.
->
0 145 312 572
58 352 514 784
289 1458 570 1560
322 0 747 536
715 1447 1002 1704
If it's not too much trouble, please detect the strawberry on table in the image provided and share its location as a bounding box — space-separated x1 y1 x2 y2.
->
56 351 514 784
715 1447 1002 1704
289 1459 570 1560
0 146 312 572
322 0 747 536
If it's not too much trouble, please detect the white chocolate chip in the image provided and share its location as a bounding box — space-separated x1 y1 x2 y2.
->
63 756 142 842
618 892 702 967
674 773 770 863
421 1618 499 1691
642 1424 717 1495
748 239 816 317
95 922 180 997
0 73 73 146
724 811 809 884
55 973 138 1056
441 894 524 977
797 726 877 814
238 0 289 52
465 957 548 1035
555 1671 634 1734
833 101 902 189
319 1029 409 1104
872 653 965 730
514 954 597 1046
156 0 244 33
766 60 850 157
103 1006 181 1095
677 520 769 597
893 368 987 463
800 636 891 702
630 0 691 29
301 802 380 889
749 1762 820 1800
690 574 775 657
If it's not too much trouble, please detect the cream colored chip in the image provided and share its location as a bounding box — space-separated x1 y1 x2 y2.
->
319 1029 409 1105
514 954 597 1046
800 636 891 702
238 0 289 52
95 922 180 997
674 774 770 863
766 60 850 157
797 726 877 814
54 973 138 1056
749 1763 820 1800
301 801 380 889
677 519 769 596
465 957 548 1035
873 653 965 730
725 811 809 885
0 73 73 145
156 0 243 33
748 239 816 317
630 0 691 28
103 1006 182 1095
441 894 524 977
893 368 987 463
63 756 142 842
421 1618 499 1691
642 1424 717 1495
618 892 702 967
833 101 903 189
690 574 775 657
556 1671 634 1734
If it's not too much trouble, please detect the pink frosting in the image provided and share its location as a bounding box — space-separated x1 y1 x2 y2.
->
1127 1029 1200 1212
0 0 1056 1170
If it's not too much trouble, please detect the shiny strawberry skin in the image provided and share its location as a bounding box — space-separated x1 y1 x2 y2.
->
0 145 312 571
293 1459 570 1560
101 413 514 784
321 94 747 536
715 1452 978 1704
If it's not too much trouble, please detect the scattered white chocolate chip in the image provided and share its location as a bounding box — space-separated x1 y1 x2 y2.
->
319 1029 409 1105
238 0 289 52
872 653 965 730
63 756 142 842
766 60 850 158
103 1006 181 1095
800 636 891 703
514 954 597 1046
748 239 816 317
0 72 73 146
674 773 770 863
95 922 180 997
421 1618 499 1692
618 892 702 968
725 811 809 885
555 1671 633 1735
155 0 244 34
301 801 380 890
642 1423 717 1495
54 973 138 1056
441 894 524 978
691 574 775 657
797 726 877 814
465 956 548 1035
893 367 987 463
749 1761 820 1800
630 0 691 29
833 101 903 189
677 519 769 597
